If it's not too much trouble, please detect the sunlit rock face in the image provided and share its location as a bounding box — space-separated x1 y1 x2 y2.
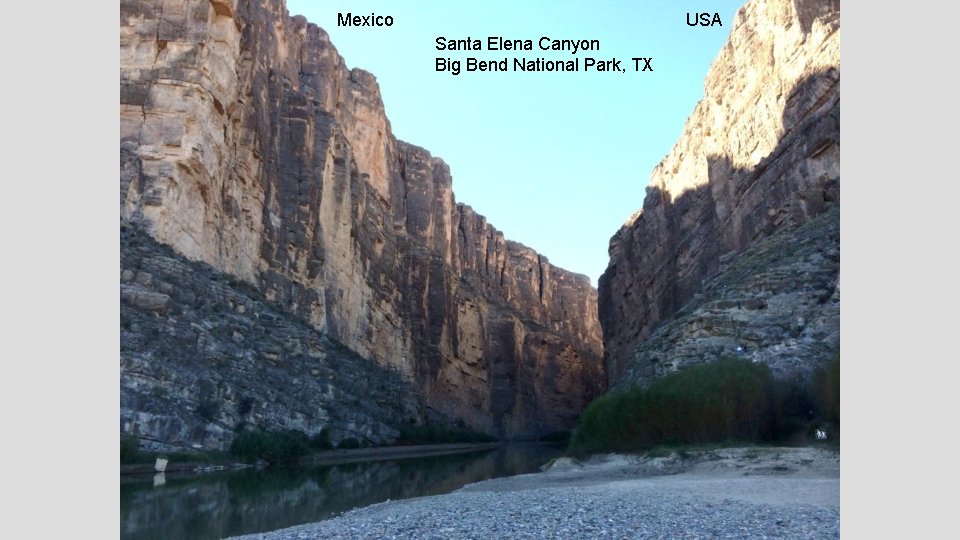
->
120 0 605 442
599 0 840 387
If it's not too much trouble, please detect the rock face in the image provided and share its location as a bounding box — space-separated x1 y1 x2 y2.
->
120 0 604 442
599 0 840 386
121 226 420 451
611 206 839 389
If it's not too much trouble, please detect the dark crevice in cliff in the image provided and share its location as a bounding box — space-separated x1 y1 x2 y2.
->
537 255 546 304
154 1 163 53
482 228 490 278
398 154 409 223
456 213 469 257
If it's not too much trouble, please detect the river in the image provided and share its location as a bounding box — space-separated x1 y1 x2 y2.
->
120 444 561 539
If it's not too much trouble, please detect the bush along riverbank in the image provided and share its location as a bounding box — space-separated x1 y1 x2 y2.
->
121 424 500 471
568 357 839 456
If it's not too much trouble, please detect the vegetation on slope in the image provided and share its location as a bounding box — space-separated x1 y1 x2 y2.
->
122 424 500 468
224 425 496 464
569 357 839 455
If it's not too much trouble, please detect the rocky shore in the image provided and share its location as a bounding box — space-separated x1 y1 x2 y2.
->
232 447 840 539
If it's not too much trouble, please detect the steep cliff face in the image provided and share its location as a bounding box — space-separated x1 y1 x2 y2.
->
120 0 604 441
397 143 605 436
610 206 840 390
121 226 420 451
599 0 840 386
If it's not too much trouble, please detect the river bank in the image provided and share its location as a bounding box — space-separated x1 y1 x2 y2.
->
121 444 561 539
303 442 504 466
121 442 506 476
231 446 840 539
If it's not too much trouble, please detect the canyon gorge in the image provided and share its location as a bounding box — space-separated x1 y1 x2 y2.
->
599 0 840 388
120 0 604 450
120 0 840 452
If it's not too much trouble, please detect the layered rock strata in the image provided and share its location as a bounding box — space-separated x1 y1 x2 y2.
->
599 0 840 385
120 226 420 451
610 206 839 389
120 0 604 442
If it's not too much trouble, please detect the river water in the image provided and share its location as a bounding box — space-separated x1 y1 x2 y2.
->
120 444 561 539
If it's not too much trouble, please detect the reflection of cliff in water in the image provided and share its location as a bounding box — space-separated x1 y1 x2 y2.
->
120 445 561 540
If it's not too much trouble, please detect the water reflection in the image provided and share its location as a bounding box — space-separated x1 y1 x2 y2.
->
120 444 561 540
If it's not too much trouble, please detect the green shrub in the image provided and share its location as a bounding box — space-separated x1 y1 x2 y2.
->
237 397 255 416
569 358 778 454
569 357 842 455
337 437 360 449
229 429 310 464
768 356 840 440
196 399 220 420
166 451 204 462
309 428 332 450
768 374 819 441
816 355 840 425
120 435 140 464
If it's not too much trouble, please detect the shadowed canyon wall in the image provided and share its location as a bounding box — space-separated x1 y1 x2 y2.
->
120 0 604 444
120 226 421 451
599 0 840 387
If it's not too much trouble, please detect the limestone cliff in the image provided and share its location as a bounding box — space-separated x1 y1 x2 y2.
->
121 226 419 451
610 206 839 389
599 0 840 386
120 0 604 443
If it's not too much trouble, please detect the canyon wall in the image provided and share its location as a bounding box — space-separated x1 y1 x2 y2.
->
121 226 420 451
120 0 604 443
599 0 840 386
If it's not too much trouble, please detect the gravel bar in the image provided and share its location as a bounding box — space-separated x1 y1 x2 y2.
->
232 447 840 539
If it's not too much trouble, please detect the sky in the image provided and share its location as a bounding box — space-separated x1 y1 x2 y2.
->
287 0 744 284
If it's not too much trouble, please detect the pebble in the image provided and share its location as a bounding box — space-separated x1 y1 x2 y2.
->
231 480 838 539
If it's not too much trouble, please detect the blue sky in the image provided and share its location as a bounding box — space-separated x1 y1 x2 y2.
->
287 0 743 284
